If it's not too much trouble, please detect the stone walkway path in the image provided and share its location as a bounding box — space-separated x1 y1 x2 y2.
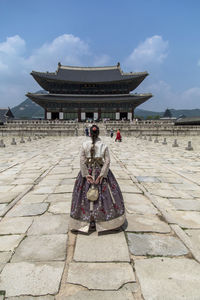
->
1 135 200 299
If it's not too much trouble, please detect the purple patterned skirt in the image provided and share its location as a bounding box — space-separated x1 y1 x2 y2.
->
69 167 126 232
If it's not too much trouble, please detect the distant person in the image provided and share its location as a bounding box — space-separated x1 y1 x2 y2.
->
110 128 114 138
85 127 89 136
115 129 122 142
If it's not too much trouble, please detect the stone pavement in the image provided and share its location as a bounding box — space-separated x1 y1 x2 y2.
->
1 135 200 299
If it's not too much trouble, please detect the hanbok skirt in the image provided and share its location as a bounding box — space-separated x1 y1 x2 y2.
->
69 167 126 232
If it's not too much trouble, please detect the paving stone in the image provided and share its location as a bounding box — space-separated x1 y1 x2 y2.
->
48 201 71 214
32 186 55 194
136 176 161 183
0 217 33 234
7 296 54 299
0 252 12 263
6 202 49 217
149 188 188 198
186 229 200 250
0 186 13 193
54 185 74 193
125 213 171 233
121 185 142 194
46 193 72 203
0 204 7 212
124 194 158 215
67 262 135 290
127 233 188 256
0 192 19 204
169 211 200 228
170 199 200 211
27 214 69 235
11 234 67 262
0 235 25 251
135 258 200 300
74 231 130 262
0 261 64 297
62 291 134 300
20 193 48 203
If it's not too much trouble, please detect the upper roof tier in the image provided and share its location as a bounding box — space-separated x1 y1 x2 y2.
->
31 63 149 94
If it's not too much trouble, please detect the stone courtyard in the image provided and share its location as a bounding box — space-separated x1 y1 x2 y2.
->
1 134 200 299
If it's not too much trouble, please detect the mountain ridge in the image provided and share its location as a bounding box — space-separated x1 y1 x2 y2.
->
11 92 200 119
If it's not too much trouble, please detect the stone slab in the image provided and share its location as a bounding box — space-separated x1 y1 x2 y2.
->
0 217 33 234
0 261 64 297
149 188 190 199
124 194 158 215
54 185 74 193
0 252 12 263
11 234 67 262
186 229 200 250
127 233 188 256
74 232 130 262
0 235 25 251
48 201 71 214
121 185 142 194
27 214 69 235
20 193 48 203
169 211 200 228
124 213 171 233
0 192 19 204
6 203 49 217
67 262 135 290
135 258 200 300
46 193 72 203
170 199 200 211
62 291 134 300
0 263 6 273
7 296 54 300
32 186 55 194
136 176 161 183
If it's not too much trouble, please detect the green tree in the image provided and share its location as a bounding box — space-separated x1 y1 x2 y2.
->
163 109 172 118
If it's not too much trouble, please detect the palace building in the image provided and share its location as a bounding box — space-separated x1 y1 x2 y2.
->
27 62 152 121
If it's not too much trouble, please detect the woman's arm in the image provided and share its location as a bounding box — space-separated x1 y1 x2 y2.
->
80 146 89 177
100 146 110 178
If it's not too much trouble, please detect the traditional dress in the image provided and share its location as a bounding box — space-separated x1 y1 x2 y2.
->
115 130 122 142
69 137 125 232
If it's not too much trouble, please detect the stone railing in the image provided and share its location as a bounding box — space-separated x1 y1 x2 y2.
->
1 120 200 136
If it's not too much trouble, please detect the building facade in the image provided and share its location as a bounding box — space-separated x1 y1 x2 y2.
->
27 63 152 121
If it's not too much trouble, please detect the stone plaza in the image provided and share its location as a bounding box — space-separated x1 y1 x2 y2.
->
1 134 200 299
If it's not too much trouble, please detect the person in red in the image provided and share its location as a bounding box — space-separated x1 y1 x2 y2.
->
115 129 122 142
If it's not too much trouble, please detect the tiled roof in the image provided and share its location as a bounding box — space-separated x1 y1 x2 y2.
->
31 63 148 83
0 108 14 122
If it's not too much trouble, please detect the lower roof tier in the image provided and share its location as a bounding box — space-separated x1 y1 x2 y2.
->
27 93 152 110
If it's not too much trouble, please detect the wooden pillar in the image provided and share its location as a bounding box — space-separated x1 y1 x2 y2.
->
132 108 135 119
78 109 81 122
98 108 101 120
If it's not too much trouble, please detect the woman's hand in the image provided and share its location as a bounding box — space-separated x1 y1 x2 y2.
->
86 175 94 184
95 175 103 185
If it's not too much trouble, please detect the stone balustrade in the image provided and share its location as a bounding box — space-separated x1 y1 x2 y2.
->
1 120 200 136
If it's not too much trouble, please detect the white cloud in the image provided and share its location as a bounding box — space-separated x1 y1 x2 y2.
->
27 34 91 70
138 79 200 111
0 34 110 107
124 35 168 71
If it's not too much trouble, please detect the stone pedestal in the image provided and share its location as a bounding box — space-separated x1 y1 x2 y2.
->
185 141 193 150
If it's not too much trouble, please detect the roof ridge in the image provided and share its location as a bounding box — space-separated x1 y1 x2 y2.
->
59 65 118 71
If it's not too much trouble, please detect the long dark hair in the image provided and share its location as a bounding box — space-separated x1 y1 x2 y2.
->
90 125 99 159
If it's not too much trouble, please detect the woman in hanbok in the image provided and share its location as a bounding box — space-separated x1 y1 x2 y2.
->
115 129 122 142
69 124 125 233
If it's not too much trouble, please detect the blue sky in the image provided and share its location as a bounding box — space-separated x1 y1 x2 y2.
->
1 0 200 111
